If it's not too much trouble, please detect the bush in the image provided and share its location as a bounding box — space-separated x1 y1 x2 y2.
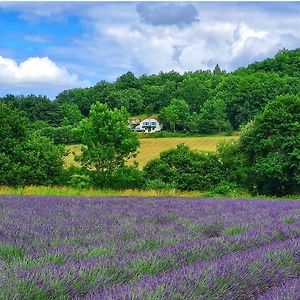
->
91 165 145 190
144 144 225 191
217 140 248 186
109 165 145 190
69 174 93 189
205 181 246 197
145 179 176 191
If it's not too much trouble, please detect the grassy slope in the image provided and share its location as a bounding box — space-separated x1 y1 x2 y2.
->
65 135 239 168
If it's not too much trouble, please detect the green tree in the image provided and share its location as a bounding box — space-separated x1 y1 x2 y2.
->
198 98 232 134
115 71 140 90
238 94 300 195
76 102 140 178
215 72 299 129
178 76 210 112
0 102 65 186
159 99 190 132
105 88 143 114
61 103 83 127
2 94 64 127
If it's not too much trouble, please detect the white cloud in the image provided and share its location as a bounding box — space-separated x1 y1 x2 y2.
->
2 1 300 88
0 55 89 88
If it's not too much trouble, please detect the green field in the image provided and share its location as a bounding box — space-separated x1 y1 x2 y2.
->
65 135 239 168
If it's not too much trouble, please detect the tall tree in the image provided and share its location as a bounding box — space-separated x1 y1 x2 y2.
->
238 94 300 195
198 98 232 133
178 76 210 112
0 102 65 186
76 102 140 176
159 99 190 132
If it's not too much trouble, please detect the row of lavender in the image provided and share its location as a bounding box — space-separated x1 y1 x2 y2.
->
0 195 300 299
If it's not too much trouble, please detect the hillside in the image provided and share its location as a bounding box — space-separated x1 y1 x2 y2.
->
2 48 300 141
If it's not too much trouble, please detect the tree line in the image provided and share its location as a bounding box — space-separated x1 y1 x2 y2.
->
1 93 299 196
0 48 299 196
2 48 300 141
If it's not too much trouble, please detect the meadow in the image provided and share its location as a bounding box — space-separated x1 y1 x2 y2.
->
1 195 300 299
65 135 238 167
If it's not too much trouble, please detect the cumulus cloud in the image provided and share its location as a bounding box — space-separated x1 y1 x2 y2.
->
0 55 89 88
1 1 300 93
136 3 199 27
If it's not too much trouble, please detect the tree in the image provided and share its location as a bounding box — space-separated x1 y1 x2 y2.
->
0 102 65 186
178 76 210 112
105 88 143 114
115 71 140 90
213 64 222 74
61 103 83 127
217 72 300 130
159 99 190 132
2 94 64 127
238 95 300 195
76 102 140 178
198 98 232 134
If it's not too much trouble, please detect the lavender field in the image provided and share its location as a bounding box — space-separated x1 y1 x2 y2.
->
1 196 300 299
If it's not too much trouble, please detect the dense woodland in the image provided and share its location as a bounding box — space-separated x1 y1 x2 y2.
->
1 48 300 142
1 48 300 196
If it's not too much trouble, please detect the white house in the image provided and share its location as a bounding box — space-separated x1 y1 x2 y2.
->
134 117 162 133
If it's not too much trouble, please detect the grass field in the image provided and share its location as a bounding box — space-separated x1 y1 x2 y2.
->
65 135 239 167
1 195 300 299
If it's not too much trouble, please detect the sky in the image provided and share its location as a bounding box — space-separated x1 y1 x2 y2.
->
1 2 300 99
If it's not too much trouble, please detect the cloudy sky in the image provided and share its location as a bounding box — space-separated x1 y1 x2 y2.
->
1 2 300 98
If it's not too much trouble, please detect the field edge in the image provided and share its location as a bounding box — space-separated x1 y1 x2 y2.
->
0 186 299 200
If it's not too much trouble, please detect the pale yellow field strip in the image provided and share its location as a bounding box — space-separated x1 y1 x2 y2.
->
65 136 238 168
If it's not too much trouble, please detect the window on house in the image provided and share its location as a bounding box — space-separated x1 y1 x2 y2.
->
151 121 156 126
143 122 149 126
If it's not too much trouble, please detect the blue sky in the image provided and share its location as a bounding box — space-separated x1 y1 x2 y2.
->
1 2 300 98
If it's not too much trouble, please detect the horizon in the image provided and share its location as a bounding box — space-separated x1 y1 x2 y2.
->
1 2 300 98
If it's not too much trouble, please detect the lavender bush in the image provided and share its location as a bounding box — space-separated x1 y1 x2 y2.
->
0 195 300 299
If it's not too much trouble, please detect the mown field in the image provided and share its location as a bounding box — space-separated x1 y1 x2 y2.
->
65 135 238 167
1 195 300 299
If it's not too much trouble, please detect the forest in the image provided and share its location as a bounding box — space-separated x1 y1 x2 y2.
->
0 48 299 196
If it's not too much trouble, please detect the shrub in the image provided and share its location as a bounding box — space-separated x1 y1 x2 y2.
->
145 179 176 191
144 144 225 191
91 165 145 190
69 174 93 189
206 181 245 197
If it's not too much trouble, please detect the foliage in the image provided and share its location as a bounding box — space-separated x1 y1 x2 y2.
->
76 102 140 178
37 125 81 144
159 99 190 132
187 98 232 134
144 144 224 190
205 181 246 197
237 95 300 196
99 165 145 190
61 103 83 127
1 94 65 126
215 72 300 129
217 140 248 186
0 102 66 186
245 48 300 77
178 75 211 112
